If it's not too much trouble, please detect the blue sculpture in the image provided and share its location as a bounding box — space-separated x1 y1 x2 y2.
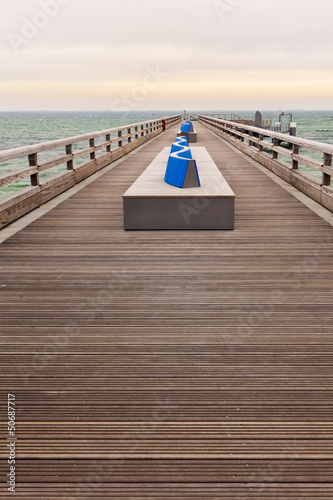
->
177 121 197 143
180 121 194 133
164 137 201 189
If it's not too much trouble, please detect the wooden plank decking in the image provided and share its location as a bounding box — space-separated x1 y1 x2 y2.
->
0 122 333 498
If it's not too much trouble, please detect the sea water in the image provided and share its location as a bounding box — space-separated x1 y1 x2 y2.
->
0 110 332 199
0 111 175 199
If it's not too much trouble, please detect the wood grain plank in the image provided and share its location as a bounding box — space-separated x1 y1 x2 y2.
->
0 122 332 498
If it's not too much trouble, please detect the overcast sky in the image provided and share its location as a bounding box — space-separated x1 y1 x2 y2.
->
1 0 332 111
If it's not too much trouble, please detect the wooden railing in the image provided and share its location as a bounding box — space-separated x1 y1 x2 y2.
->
199 114 333 212
183 112 247 122
0 114 181 228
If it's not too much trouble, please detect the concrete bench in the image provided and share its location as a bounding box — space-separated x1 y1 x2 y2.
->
177 121 197 143
177 130 197 143
123 147 235 230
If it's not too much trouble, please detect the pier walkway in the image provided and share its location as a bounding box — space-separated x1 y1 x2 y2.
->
1 122 333 498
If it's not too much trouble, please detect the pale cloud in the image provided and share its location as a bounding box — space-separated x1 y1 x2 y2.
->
0 0 332 110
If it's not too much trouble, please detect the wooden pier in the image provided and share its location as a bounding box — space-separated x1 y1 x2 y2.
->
0 120 333 498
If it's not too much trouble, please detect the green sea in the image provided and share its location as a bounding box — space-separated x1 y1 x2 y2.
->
0 110 332 200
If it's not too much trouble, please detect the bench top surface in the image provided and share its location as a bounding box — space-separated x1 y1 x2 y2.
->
123 147 235 199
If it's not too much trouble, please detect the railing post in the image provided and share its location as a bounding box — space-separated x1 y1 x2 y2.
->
28 153 39 186
272 138 279 160
135 127 138 140
128 128 132 144
141 125 144 137
118 130 123 147
106 134 111 153
66 144 73 169
323 153 332 186
249 131 253 147
259 134 264 152
292 144 299 169
89 138 96 160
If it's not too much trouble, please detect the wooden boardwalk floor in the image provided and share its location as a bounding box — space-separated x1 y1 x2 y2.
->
1 122 333 498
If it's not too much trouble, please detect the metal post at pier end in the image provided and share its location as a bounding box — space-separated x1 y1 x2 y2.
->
66 144 74 169
28 153 39 186
323 153 332 186
290 122 297 137
279 112 293 133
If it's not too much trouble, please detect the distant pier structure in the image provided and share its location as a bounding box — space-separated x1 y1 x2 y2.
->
254 110 297 136
183 110 296 136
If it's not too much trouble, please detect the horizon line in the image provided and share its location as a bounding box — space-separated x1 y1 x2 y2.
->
1 108 333 113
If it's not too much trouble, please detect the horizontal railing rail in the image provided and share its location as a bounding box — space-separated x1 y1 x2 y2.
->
183 112 247 122
199 114 333 212
0 114 181 228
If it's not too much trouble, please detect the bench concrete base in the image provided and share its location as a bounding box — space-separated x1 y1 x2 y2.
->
177 130 197 143
123 147 235 230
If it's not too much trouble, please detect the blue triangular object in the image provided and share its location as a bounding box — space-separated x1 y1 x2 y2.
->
164 137 201 189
